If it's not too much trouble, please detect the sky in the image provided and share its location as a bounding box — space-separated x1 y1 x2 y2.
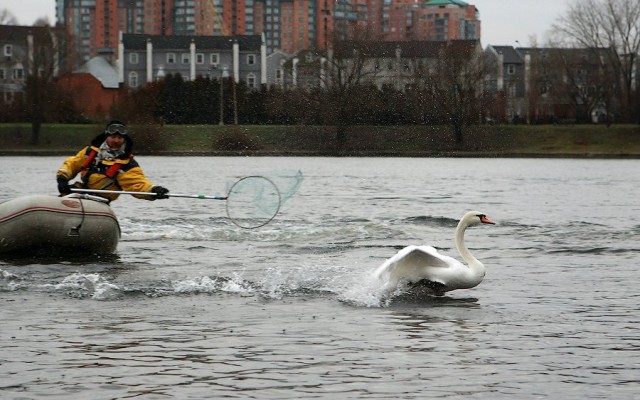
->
3 0 575 47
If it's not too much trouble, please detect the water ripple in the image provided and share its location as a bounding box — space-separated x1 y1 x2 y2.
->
2 157 640 399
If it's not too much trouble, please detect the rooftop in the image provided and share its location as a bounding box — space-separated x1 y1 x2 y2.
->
75 57 119 89
425 0 470 6
122 33 262 51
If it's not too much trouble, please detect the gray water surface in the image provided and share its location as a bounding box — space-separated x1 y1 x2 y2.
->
1 156 639 399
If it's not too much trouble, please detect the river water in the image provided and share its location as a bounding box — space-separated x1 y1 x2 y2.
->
1 156 639 399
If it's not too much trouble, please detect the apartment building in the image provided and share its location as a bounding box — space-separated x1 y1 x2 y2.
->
57 0 480 68
411 0 480 41
58 0 172 68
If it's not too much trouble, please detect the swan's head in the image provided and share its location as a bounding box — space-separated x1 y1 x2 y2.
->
462 211 495 227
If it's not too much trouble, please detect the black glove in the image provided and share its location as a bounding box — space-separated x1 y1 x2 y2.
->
57 176 71 195
151 186 170 199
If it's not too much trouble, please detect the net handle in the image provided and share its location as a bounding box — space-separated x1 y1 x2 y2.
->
70 188 227 200
70 175 282 229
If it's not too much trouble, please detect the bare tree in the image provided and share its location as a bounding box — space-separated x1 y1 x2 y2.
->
33 17 52 27
532 53 563 122
415 41 487 143
0 9 18 25
24 24 64 144
558 48 616 123
554 0 640 122
525 47 617 123
322 26 383 151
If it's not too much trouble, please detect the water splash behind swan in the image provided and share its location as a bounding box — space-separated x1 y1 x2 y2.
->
373 211 495 296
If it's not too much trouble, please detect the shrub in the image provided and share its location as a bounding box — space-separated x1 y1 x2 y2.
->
130 123 169 153
214 125 262 152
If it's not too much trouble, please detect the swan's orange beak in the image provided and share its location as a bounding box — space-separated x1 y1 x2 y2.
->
480 215 495 225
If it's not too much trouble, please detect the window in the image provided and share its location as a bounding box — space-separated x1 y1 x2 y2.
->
196 53 204 64
246 73 256 88
181 53 190 64
13 68 24 80
129 52 139 64
0 68 4 79
129 71 138 87
247 54 256 65
210 53 219 65
540 82 549 95
3 44 12 57
507 64 516 75
167 53 176 64
4 91 14 103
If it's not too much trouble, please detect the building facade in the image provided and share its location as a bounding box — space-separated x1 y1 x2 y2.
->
119 33 266 89
58 0 170 68
57 0 480 68
265 49 290 88
412 0 480 41
279 39 482 93
331 39 482 91
0 25 60 104
485 45 526 122
485 45 619 124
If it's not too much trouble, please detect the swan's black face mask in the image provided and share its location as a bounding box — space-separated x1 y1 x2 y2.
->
477 214 495 225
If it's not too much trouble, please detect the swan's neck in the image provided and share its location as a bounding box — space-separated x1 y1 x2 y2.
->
455 220 484 274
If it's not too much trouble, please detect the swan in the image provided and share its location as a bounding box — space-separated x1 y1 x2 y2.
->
373 211 495 296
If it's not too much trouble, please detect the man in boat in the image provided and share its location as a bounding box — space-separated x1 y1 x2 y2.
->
56 120 170 203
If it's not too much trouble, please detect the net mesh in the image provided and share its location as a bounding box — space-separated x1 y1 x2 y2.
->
225 176 281 228
224 171 303 229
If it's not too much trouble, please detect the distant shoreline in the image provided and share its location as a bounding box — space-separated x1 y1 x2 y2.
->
2 150 639 158
1 123 639 158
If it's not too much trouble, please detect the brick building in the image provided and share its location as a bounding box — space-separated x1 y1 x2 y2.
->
55 56 122 119
57 0 481 69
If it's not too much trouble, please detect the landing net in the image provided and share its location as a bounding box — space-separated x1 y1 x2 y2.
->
225 176 281 229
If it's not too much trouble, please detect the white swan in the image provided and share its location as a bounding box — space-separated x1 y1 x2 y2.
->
373 211 495 296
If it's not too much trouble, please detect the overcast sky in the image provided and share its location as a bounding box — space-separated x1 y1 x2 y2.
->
4 0 574 47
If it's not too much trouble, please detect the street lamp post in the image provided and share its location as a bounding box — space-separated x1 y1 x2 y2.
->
218 68 224 126
232 75 238 125
212 66 225 126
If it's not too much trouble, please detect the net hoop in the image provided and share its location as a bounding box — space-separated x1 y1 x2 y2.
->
225 176 282 229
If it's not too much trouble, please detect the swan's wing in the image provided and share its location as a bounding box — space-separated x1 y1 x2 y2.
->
373 245 455 285
399 245 452 269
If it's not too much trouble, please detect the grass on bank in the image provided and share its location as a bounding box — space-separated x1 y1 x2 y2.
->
1 123 639 156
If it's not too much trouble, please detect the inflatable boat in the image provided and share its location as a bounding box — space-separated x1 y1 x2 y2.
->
0 194 120 256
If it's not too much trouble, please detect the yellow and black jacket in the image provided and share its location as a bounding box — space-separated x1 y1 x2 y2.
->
56 133 155 202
